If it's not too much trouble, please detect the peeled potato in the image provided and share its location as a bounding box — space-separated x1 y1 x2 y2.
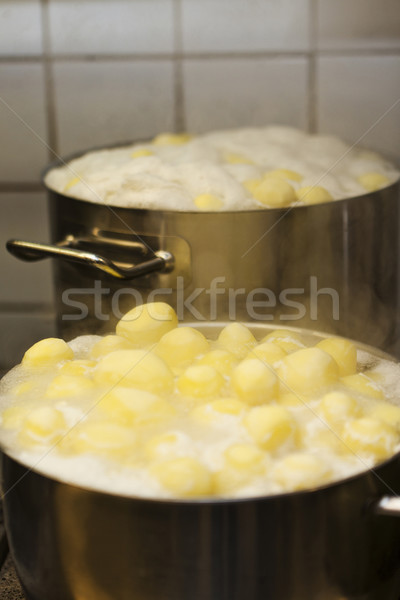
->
246 342 287 366
274 453 331 491
94 349 174 394
155 327 209 369
262 329 305 353
22 338 74 367
178 365 224 398
341 373 384 400
342 417 398 460
19 406 66 445
244 405 296 451
316 337 357 377
90 335 133 358
151 457 212 497
99 387 175 426
217 323 256 358
116 302 178 347
278 347 339 394
231 359 278 405
197 349 238 376
319 391 361 425
45 374 95 399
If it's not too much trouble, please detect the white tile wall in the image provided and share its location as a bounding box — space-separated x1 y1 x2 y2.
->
0 1 43 56
48 0 175 55
0 64 48 182
0 193 53 304
0 0 400 367
183 57 309 132
317 56 400 162
53 60 175 156
317 0 400 50
181 0 310 53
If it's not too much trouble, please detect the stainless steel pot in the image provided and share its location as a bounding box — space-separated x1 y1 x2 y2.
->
2 324 400 600
6 150 400 354
3 453 400 600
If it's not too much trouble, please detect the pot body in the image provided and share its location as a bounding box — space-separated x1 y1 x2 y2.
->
3 453 400 600
47 182 400 354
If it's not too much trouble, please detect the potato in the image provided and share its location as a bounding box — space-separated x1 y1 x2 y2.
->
217 323 256 359
178 365 224 398
151 457 212 497
22 338 73 367
155 327 209 369
116 302 178 347
274 453 331 491
316 337 357 377
244 405 296 451
278 347 338 394
231 359 278 406
94 349 174 394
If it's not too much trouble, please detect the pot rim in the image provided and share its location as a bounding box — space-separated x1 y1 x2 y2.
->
41 141 400 215
2 449 399 506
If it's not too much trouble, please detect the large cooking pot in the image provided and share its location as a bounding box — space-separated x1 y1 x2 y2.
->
6 147 400 354
2 324 400 600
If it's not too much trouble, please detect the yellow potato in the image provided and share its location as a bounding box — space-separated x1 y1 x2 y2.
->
369 402 400 431
145 432 186 461
58 359 96 376
90 335 133 358
214 444 267 493
342 417 398 460
244 405 296 451
296 185 333 205
131 148 154 158
155 327 209 369
231 359 278 406
19 406 66 444
224 443 266 472
22 338 74 367
151 457 212 497
341 373 384 400
45 374 95 399
243 178 262 195
116 302 178 347
178 365 224 398
224 152 254 165
190 398 246 425
265 168 303 182
252 176 296 208
316 337 357 377
319 391 361 425
94 349 174 394
64 421 136 456
197 349 238 376
217 323 256 358
274 453 331 491
1 405 31 429
262 329 305 353
357 172 390 192
152 132 193 146
193 193 223 211
278 347 339 394
278 392 308 408
99 387 175 426
246 342 287 366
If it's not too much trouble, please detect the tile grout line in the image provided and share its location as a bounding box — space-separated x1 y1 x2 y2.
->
40 0 59 161
308 0 319 133
1 49 399 64
173 0 186 133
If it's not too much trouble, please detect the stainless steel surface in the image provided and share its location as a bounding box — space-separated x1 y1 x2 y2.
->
3 454 400 600
6 239 174 280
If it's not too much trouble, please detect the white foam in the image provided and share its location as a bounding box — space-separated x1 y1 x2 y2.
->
44 126 399 211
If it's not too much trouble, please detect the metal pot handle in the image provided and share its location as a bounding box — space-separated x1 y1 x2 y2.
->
6 239 174 281
372 496 400 516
